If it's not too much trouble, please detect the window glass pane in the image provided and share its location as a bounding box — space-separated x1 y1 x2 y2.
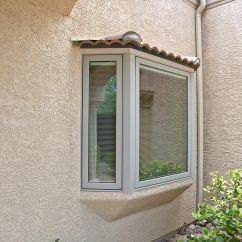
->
139 64 188 181
88 61 116 183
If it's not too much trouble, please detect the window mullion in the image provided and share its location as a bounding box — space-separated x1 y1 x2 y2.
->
123 53 136 193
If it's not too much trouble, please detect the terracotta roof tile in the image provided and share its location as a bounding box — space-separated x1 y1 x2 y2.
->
72 31 200 70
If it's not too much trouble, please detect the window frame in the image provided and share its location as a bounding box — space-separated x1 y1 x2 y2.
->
135 57 193 188
80 49 196 192
82 55 123 190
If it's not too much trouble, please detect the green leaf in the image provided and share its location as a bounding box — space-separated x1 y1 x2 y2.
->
191 169 242 241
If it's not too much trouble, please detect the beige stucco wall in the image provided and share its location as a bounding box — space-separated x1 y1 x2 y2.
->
202 0 242 186
0 0 197 241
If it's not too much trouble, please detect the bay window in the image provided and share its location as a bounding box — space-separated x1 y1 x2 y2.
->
82 51 195 192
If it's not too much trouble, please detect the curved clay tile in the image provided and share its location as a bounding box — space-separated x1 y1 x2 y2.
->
74 31 200 70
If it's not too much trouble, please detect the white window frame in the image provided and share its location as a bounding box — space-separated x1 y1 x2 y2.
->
82 55 122 190
135 57 192 188
80 48 196 192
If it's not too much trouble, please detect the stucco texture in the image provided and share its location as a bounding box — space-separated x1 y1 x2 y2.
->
0 0 196 241
202 0 242 186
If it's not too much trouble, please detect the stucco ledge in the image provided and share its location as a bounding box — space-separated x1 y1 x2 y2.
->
80 178 193 221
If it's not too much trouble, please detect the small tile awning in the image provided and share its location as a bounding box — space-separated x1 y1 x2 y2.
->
71 31 200 70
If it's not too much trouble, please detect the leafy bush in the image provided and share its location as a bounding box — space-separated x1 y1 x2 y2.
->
139 160 186 181
97 75 116 114
189 169 242 242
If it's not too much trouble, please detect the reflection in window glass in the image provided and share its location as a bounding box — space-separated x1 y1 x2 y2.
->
139 64 188 181
88 62 116 183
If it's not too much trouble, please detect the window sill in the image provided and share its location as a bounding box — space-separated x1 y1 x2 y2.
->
80 178 193 221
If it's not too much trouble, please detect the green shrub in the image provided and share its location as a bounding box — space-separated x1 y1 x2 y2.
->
139 160 186 181
189 169 242 242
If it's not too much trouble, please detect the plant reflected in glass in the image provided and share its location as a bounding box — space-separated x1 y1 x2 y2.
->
139 64 188 181
88 62 117 183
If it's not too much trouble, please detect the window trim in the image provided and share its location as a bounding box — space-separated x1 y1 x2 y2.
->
135 57 193 188
82 55 123 190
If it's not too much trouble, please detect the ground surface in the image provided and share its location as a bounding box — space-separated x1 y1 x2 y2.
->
162 223 206 242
